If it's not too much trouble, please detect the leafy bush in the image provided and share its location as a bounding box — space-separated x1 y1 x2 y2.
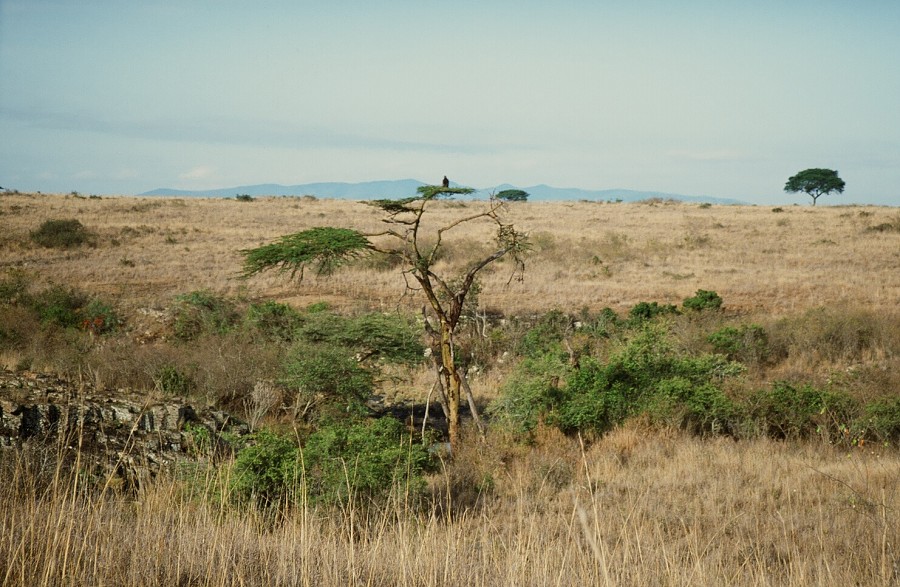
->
860 397 900 443
302 417 432 505
516 309 574 359
235 194 255 202
231 419 432 507
173 290 239 340
245 300 303 342
280 342 374 420
683 289 723 312
488 354 571 434
492 323 743 437
295 310 424 365
231 430 301 506
30 285 89 328
30 219 92 248
744 382 858 441
628 301 678 324
80 299 120 334
155 364 194 396
707 324 769 365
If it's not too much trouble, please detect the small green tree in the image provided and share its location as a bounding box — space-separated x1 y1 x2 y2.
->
496 189 529 202
241 185 528 451
784 168 845 206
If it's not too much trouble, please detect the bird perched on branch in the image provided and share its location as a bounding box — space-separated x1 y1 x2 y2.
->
442 176 449 188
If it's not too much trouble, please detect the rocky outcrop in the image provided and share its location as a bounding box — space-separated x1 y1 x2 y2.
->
0 370 249 490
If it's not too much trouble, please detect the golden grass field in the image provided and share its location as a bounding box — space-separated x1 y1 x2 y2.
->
2 192 897 317
1 191 899 586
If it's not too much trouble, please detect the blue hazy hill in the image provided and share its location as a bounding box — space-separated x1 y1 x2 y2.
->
140 180 742 204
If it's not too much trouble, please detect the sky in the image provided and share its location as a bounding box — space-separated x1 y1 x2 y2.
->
1 1 899 205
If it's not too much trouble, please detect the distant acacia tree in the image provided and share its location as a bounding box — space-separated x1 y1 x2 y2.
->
241 185 529 451
784 168 845 206
496 189 529 202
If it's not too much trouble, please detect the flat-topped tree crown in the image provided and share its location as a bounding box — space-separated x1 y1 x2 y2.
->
241 226 370 281
784 168 845 206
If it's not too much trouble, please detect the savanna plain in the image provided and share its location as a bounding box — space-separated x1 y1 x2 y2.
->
1 191 899 586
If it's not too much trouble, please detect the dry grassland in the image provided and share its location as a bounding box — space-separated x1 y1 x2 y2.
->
2 425 898 586
1 192 899 586
2 192 898 316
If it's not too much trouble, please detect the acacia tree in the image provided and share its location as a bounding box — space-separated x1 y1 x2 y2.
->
784 168 845 206
241 185 528 450
496 189 529 202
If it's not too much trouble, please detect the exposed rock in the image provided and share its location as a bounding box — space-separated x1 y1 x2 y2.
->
0 369 249 491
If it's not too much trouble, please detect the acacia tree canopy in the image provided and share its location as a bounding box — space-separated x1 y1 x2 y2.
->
240 185 529 451
496 189 529 202
784 168 845 206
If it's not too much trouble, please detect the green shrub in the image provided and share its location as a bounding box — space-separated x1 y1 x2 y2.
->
30 219 92 248
30 285 89 328
707 324 769 365
744 382 858 441
80 299 120 334
628 301 678 324
173 290 239 340
235 194 255 202
280 342 374 419
155 364 194 396
858 398 900 444
295 310 424 365
245 300 303 342
492 323 743 437
488 353 571 434
516 309 573 359
231 419 432 507
683 289 723 312
231 430 301 506
302 417 432 505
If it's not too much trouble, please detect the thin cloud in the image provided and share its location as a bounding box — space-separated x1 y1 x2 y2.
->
178 165 215 180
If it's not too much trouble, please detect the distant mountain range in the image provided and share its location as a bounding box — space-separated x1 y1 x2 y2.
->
139 179 743 204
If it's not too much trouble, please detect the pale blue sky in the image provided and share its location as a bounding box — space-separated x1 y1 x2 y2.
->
2 1 899 204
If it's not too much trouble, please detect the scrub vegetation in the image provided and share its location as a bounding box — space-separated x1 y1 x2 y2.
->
0 191 898 586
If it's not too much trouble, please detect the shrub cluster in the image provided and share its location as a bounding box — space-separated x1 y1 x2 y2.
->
230 418 432 508
490 293 900 446
30 219 93 249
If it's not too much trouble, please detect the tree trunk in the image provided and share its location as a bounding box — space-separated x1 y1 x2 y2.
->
440 321 461 451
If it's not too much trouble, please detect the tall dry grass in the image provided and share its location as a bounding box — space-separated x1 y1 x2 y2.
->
2 192 899 585
1 426 897 586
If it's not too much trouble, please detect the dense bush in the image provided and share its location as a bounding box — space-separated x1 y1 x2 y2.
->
173 290 240 340
489 354 572 435
302 417 432 505
230 430 301 506
743 382 858 441
707 324 769 365
628 301 678 324
245 300 303 343
154 364 195 396
515 309 574 359
30 219 92 248
861 397 900 443
30 285 89 328
231 418 431 507
493 324 743 437
683 289 723 312
295 310 424 365
280 342 374 420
